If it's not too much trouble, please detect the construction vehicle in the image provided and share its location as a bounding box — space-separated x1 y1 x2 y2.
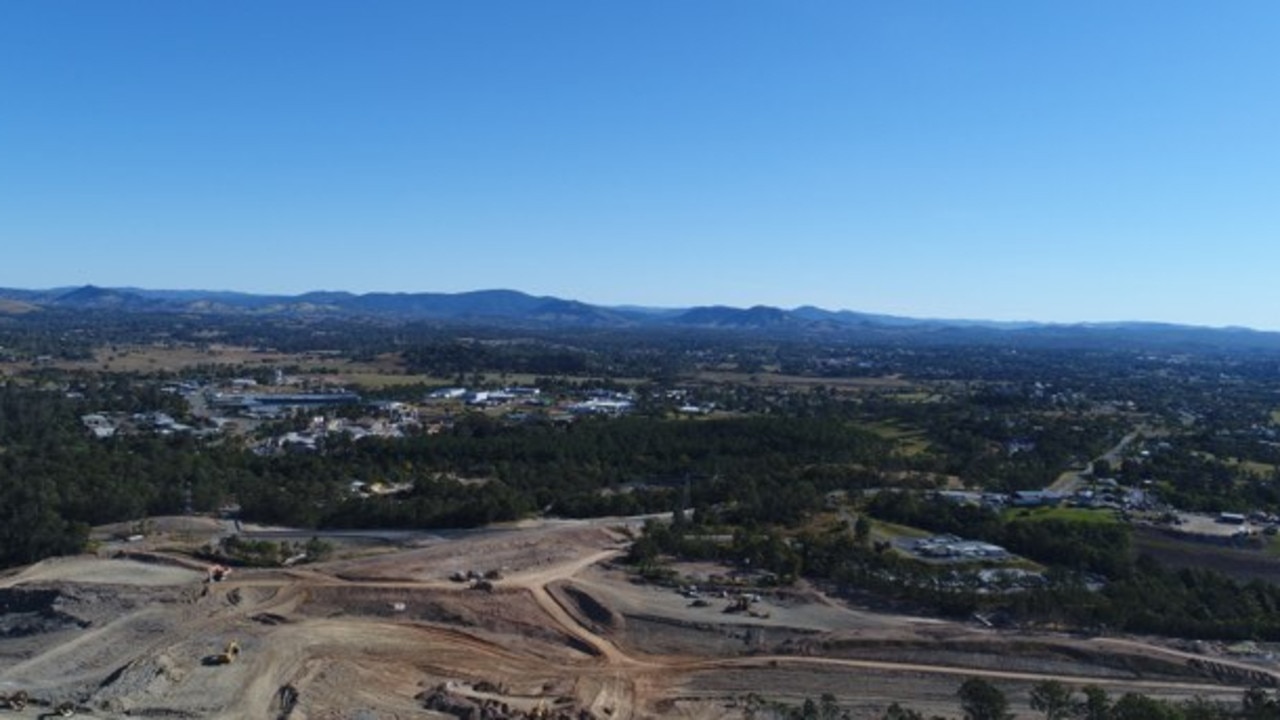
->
2 690 29 710
211 640 241 665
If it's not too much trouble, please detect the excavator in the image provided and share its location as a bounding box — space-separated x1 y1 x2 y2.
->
1 690 28 710
211 640 241 665
0 691 75 715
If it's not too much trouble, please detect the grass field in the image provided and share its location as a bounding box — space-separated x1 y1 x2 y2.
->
694 370 912 390
0 343 663 397
2 344 431 387
1235 459 1278 476
865 421 932 456
0 344 362 375
871 519 934 540
1192 450 1277 478
890 391 945 403
0 299 38 314
329 372 445 389
1003 506 1121 525
1133 526 1280 583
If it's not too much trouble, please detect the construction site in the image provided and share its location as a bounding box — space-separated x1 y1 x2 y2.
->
1 517 1278 719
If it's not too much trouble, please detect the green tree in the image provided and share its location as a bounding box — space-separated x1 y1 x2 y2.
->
854 514 872 545
1029 680 1073 720
1077 686 1111 720
1182 696 1231 720
1110 693 1180 720
304 536 333 563
1243 687 1280 720
883 703 925 720
957 678 1011 720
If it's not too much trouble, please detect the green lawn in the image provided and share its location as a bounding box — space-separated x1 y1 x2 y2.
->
1192 450 1276 478
864 421 932 456
1236 459 1278 477
870 519 934 539
1003 506 1121 525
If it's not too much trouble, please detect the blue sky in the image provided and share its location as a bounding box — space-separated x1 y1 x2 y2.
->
2 2 1279 329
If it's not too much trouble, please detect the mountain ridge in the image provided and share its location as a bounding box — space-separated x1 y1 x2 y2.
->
1 284 1277 351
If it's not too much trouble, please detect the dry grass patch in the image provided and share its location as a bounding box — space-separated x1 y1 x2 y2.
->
16 344 422 379
866 421 932 456
695 371 912 391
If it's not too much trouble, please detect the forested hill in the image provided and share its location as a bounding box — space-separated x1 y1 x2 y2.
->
2 285 1279 352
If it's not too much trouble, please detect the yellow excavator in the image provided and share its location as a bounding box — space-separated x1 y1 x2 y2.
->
212 640 241 665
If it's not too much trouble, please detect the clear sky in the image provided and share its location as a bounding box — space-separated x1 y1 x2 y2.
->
2 2 1278 329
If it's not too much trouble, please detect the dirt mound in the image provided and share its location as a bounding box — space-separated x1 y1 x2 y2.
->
299 586 479 625
419 682 597 719
319 524 622 584
1186 657 1279 688
251 613 290 626
618 612 817 657
5 557 202 587
814 636 1217 682
0 588 89 638
553 583 619 632
97 653 187 700
296 585 587 656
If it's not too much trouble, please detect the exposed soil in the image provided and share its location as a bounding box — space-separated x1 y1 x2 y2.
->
1 518 1278 719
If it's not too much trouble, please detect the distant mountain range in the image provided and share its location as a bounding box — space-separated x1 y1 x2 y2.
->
2 285 1278 352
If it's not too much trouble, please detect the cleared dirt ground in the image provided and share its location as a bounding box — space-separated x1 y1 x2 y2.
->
2 520 1278 719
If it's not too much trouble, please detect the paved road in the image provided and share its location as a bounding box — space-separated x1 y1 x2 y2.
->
1047 426 1146 494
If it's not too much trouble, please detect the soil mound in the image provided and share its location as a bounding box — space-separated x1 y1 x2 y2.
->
97 653 187 699
0 588 88 638
558 584 618 632
816 636 1225 682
